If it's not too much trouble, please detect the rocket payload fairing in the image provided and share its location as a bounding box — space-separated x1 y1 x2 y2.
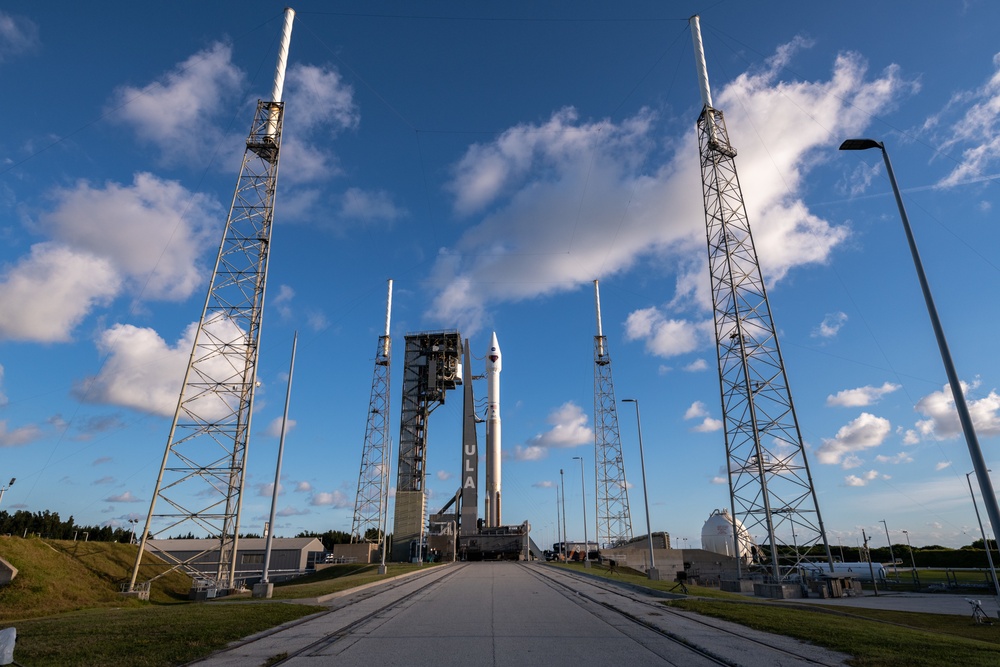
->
485 332 502 527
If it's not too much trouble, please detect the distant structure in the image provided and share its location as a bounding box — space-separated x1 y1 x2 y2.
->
391 331 463 562
350 280 393 548
689 15 833 580
128 9 296 592
592 280 633 548
701 509 754 564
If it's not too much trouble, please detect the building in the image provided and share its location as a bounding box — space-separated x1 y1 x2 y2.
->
145 537 325 584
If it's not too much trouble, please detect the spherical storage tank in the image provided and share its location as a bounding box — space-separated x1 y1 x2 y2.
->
701 509 754 563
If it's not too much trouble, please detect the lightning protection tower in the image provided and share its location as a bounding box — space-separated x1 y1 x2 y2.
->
689 15 833 581
351 280 393 547
593 280 633 549
129 9 296 592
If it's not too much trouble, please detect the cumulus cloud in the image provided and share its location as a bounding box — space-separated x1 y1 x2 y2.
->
875 452 913 465
684 401 709 420
812 312 848 338
426 40 908 335
263 417 296 438
914 381 1000 440
624 309 708 358
684 359 709 372
827 382 901 407
817 412 891 465
105 491 142 503
935 461 952 471
295 481 312 492
0 420 43 447
311 490 351 508
111 42 244 165
339 187 406 222
516 402 593 460
692 418 723 433
683 400 722 432
844 469 887 487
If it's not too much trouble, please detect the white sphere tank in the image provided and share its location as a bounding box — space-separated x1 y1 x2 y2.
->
701 509 754 563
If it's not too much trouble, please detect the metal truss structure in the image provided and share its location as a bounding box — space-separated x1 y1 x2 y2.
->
351 281 393 545
592 281 633 549
697 106 833 580
128 97 286 591
391 331 463 561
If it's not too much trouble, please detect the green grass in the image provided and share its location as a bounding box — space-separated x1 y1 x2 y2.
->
269 561 438 599
670 598 1000 667
11 602 324 666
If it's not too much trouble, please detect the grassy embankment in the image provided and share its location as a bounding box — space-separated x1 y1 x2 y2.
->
552 561 1000 666
0 537 429 666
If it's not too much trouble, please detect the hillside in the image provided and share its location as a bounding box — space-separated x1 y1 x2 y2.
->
0 537 191 622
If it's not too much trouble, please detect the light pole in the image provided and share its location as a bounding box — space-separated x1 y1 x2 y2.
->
841 138 1000 581
0 478 14 510
573 456 591 568
128 518 138 545
966 470 1000 603
902 529 919 586
560 469 568 563
880 519 897 582
555 485 562 560
621 399 659 580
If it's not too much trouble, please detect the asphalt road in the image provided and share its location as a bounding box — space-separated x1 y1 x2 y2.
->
192 562 850 666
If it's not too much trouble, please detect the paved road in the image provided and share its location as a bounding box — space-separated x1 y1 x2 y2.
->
193 563 849 666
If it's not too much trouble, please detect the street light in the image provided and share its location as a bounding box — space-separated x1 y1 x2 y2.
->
880 519 897 582
128 518 139 545
966 470 1000 603
902 530 919 586
572 456 591 568
0 478 14 510
621 399 659 580
560 469 568 563
841 138 1000 570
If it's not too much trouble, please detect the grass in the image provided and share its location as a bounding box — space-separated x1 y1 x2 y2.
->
10 602 324 667
269 561 439 599
550 561 1000 666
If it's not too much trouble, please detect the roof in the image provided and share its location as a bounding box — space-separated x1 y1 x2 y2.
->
146 537 325 552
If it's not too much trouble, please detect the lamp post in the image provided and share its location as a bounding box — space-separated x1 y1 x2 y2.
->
841 138 1000 580
128 518 138 545
0 478 14 510
966 471 1000 602
621 399 659 580
560 469 568 563
572 456 591 568
555 485 562 560
880 519 897 582
902 529 919 586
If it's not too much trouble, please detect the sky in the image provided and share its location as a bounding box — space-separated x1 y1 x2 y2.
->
2 1 1000 555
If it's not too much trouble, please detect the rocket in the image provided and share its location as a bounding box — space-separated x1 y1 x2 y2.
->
485 332 502 527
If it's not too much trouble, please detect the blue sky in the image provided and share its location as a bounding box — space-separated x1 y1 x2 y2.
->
2 1 1000 553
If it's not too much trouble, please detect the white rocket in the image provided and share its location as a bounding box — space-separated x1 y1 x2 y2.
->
485 332 502 527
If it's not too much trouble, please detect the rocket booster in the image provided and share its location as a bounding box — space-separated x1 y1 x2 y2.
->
485 332 502 527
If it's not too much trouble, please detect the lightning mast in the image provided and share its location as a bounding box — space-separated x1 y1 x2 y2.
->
592 280 633 548
689 15 832 580
351 280 393 547
129 8 295 592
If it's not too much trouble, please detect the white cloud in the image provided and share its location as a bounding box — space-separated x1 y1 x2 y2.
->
692 418 723 433
875 452 913 465
684 401 709 420
0 420 43 447
843 469 884 487
517 402 593 460
0 11 39 62
812 311 848 338
929 52 1000 187
0 243 120 342
295 481 312 492
339 187 405 222
827 382 901 407
684 359 709 372
436 470 452 481
105 491 142 503
817 412 891 465
625 309 708 358
533 480 555 488
256 482 283 497
111 42 243 164
914 381 1000 439
277 506 310 517
263 416 296 438
311 490 351 508
935 461 952 471
74 323 193 416
426 41 907 335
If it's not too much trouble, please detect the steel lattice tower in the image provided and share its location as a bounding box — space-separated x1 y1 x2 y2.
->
128 9 295 592
592 280 633 549
351 280 393 545
690 16 832 580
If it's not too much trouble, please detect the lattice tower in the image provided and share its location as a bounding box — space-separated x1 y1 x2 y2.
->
691 15 833 580
593 280 633 549
351 280 393 544
128 10 294 591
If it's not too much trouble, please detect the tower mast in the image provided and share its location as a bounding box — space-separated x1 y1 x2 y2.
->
689 15 833 580
351 280 393 547
129 8 295 592
592 280 633 548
